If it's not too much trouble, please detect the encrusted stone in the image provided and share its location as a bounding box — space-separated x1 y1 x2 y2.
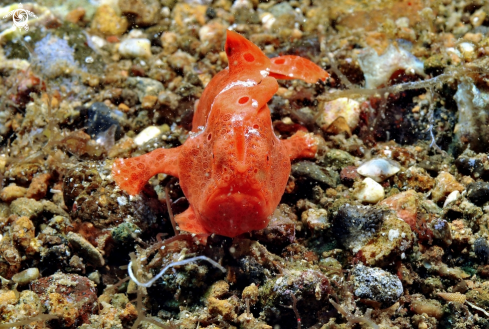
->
352 263 403 307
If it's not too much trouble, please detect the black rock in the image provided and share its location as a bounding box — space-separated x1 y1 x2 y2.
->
81 102 123 140
332 204 386 252
467 182 489 205
291 161 339 188
455 156 484 178
475 237 489 264
205 7 217 19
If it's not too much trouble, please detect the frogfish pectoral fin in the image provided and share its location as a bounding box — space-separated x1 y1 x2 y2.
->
281 131 318 160
112 147 181 195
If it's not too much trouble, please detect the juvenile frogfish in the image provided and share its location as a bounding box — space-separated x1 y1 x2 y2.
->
112 30 329 238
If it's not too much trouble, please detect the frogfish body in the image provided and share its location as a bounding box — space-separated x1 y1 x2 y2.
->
112 30 329 238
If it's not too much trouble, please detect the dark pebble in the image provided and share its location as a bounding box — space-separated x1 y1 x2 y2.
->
291 161 339 188
467 182 489 205
475 237 489 264
80 102 123 140
332 204 386 251
455 156 485 178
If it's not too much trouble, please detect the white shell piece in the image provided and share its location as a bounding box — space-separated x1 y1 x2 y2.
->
357 158 401 182
134 126 162 145
443 190 460 208
354 177 385 203
317 97 361 130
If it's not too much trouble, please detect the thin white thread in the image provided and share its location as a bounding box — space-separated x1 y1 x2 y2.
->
128 255 226 288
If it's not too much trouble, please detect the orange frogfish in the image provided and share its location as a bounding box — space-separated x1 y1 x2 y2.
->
112 30 329 238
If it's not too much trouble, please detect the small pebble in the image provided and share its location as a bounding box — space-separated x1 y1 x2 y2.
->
431 172 464 203
112 222 142 245
161 31 178 54
119 38 152 59
84 102 122 140
354 177 385 203
134 126 163 145
91 4 128 36
88 271 101 284
352 263 403 307
291 161 339 187
381 190 419 230
91 35 106 49
301 208 329 231
0 183 27 202
458 42 476 61
67 232 105 267
12 268 40 286
126 77 164 102
411 299 443 319
332 204 385 253
242 283 259 305
467 182 489 205
475 237 489 264
31 273 97 326
455 155 484 178
0 290 18 305
141 95 158 109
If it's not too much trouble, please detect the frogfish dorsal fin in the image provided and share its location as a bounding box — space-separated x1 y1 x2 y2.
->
225 30 271 83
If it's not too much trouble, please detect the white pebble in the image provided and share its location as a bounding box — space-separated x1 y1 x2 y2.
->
134 126 163 145
119 38 152 59
12 268 40 286
161 7 170 18
91 35 106 48
127 29 146 38
354 177 385 203
388 229 400 241
261 12 276 30
117 196 128 206
458 42 476 61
